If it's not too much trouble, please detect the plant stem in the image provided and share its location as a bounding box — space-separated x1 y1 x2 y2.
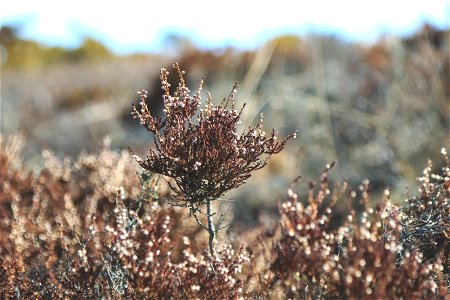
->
206 199 216 258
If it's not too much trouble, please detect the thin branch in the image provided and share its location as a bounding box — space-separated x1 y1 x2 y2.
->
191 210 208 231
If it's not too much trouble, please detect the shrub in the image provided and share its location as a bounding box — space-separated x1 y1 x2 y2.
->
1 62 448 299
130 63 296 256
396 148 449 281
0 134 250 299
264 158 449 298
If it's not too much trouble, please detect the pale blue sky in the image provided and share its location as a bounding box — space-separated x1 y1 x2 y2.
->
1 0 448 54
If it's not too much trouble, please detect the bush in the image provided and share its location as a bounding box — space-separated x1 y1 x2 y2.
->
1 64 448 298
130 63 296 257
265 161 448 298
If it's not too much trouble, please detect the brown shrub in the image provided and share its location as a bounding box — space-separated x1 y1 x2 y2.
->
264 158 449 299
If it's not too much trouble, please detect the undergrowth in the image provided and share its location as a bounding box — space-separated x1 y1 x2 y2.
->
0 64 448 299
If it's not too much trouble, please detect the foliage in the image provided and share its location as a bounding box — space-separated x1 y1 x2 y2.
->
1 132 448 299
1 49 449 297
397 150 449 272
0 134 249 299
264 160 449 298
131 63 296 256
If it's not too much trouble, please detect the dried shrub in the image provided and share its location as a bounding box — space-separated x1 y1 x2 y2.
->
0 134 250 299
0 135 139 264
131 63 296 256
396 148 449 280
1 134 448 299
69 194 250 299
265 157 449 299
1 57 449 298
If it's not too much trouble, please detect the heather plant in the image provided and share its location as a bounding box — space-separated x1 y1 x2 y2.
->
0 134 250 299
1 131 449 298
130 63 297 257
265 158 449 299
395 148 449 280
2 53 449 298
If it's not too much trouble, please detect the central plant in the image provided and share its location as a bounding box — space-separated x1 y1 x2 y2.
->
131 63 297 257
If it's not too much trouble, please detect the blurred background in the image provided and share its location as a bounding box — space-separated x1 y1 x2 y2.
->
1 1 449 226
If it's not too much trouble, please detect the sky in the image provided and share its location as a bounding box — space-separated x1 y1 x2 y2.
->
1 0 449 54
